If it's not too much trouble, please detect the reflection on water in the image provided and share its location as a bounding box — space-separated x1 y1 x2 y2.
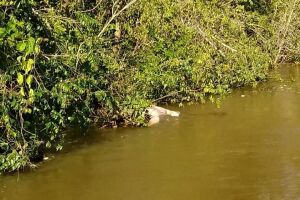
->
1 66 300 200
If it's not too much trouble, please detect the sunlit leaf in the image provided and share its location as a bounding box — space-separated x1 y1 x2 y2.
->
25 59 34 74
29 88 34 97
17 72 23 85
26 37 35 54
0 27 5 37
26 75 33 86
20 87 25 96
16 42 26 52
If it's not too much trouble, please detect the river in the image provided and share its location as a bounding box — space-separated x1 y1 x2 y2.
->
1 65 300 200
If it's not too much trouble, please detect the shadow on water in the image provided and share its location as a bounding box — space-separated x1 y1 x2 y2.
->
1 65 300 200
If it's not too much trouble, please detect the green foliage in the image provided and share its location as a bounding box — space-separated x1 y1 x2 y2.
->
0 0 299 173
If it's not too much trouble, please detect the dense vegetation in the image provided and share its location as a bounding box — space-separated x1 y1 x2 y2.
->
0 0 299 173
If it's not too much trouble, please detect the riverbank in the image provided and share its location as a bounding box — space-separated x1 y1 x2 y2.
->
1 0 300 173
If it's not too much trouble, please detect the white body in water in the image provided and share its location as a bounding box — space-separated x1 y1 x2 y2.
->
146 106 180 126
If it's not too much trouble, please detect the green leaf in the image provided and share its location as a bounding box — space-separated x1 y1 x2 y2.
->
46 141 51 148
34 46 40 54
20 87 25 96
29 88 34 97
0 27 5 37
17 72 23 85
0 142 8 149
17 56 22 63
26 75 33 86
9 131 17 138
26 37 35 54
25 59 34 74
16 42 26 52
24 108 32 114
95 90 106 101
28 89 35 103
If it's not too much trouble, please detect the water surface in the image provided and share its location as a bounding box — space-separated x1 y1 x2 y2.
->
1 66 300 200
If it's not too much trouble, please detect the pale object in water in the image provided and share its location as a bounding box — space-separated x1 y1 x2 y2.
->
146 106 180 126
148 116 160 126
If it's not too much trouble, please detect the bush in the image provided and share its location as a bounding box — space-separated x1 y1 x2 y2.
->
0 0 299 173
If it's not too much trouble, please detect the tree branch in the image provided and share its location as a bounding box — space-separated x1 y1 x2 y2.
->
97 0 137 37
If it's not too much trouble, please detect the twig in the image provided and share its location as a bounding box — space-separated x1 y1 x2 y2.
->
97 0 137 37
209 31 237 53
152 91 179 103
76 42 84 69
42 54 71 58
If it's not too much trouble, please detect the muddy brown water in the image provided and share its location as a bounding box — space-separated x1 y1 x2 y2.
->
2 66 300 200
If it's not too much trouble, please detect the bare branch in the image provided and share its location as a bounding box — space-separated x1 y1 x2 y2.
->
98 0 137 37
